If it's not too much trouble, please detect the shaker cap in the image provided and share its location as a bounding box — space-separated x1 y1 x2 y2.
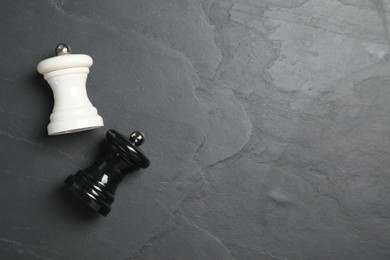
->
37 43 93 74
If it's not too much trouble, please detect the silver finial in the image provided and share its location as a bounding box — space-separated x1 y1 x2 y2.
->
129 131 145 146
55 43 71 56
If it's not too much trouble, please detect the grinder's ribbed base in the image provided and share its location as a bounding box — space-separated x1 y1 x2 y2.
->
48 114 103 136
64 172 114 216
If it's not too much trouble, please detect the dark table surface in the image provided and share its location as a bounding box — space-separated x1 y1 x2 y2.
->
1 0 390 259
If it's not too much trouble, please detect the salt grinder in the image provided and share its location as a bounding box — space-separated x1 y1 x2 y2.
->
37 44 104 135
64 129 150 216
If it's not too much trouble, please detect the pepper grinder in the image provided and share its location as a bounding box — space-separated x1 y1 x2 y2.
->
37 44 104 135
64 129 150 216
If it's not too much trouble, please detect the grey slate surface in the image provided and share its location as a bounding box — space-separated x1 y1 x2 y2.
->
1 0 390 259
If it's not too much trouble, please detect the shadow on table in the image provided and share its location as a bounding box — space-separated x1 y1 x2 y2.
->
56 185 100 220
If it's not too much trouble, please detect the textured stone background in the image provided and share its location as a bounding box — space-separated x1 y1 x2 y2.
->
1 0 390 259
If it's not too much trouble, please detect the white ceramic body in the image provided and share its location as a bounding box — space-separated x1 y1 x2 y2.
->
37 54 104 135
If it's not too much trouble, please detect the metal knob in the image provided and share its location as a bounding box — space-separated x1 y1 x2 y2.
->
129 131 145 146
55 43 71 56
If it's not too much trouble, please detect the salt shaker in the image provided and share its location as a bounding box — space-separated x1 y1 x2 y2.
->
37 44 104 135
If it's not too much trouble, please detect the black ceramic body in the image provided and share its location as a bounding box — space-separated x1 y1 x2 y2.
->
64 129 150 216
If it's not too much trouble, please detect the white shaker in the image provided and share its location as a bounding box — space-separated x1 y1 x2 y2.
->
37 44 104 135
